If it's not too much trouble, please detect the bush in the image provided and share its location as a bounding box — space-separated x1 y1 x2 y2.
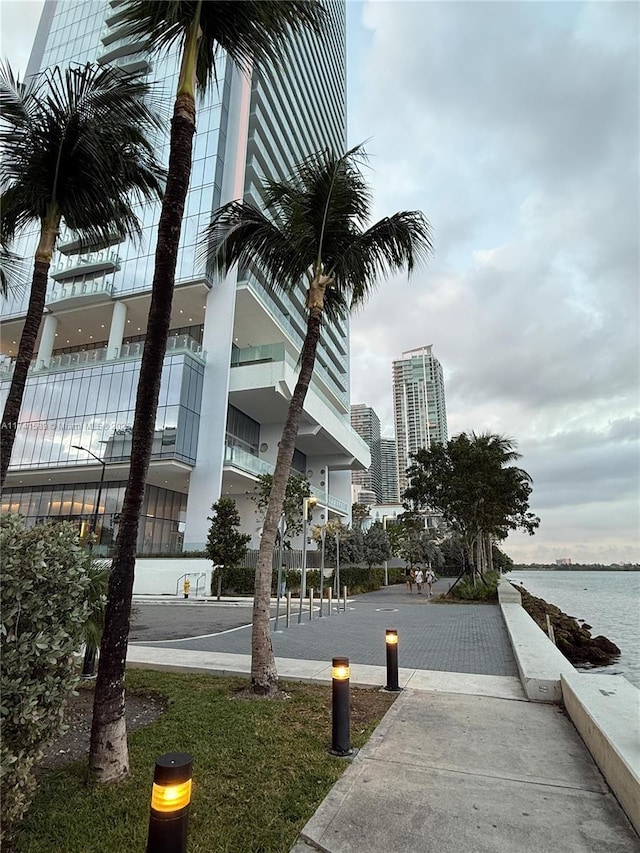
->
0 515 92 843
336 566 384 594
448 571 500 601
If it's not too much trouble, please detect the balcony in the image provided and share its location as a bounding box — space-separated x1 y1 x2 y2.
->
0 335 206 380
231 343 348 410
45 277 115 307
222 444 349 514
223 444 274 479
97 40 150 74
50 249 121 282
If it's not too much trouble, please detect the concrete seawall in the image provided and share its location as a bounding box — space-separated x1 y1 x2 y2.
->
498 577 640 835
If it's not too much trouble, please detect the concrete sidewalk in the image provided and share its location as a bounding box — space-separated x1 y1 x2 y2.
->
290 687 639 853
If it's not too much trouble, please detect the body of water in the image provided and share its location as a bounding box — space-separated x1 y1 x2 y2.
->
508 570 640 689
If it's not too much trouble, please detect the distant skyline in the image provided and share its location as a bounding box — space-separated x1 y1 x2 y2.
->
1 0 638 565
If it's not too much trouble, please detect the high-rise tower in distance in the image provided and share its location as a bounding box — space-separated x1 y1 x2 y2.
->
393 345 447 497
350 404 382 503
0 0 369 553
379 437 400 504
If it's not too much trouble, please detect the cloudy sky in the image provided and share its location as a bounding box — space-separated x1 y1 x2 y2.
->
1 1 638 564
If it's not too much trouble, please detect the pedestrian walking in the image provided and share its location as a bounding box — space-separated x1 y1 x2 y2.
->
426 569 435 597
415 568 424 594
405 568 415 593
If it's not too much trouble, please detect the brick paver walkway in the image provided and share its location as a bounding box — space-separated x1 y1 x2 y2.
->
138 582 518 677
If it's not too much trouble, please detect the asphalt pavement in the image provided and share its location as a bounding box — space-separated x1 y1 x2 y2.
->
131 581 518 677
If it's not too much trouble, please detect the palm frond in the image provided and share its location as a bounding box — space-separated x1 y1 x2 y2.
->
0 62 165 248
201 143 433 326
331 210 434 310
113 0 326 95
201 200 307 295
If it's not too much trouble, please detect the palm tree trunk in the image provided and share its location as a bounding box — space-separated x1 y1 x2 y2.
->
250 307 323 694
1 219 58 489
88 92 196 784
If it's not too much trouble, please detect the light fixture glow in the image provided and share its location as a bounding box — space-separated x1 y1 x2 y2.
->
151 778 192 813
385 629 398 645
332 660 349 680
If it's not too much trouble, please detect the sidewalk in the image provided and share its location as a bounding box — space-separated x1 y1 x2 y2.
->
290 687 639 853
126 583 640 852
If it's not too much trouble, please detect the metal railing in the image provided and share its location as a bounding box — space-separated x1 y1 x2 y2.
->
0 334 205 380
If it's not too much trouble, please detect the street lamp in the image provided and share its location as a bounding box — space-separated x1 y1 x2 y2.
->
72 445 106 551
300 495 318 600
382 515 392 586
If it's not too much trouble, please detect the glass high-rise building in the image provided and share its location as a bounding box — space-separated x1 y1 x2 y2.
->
393 345 447 498
380 438 399 504
350 404 382 503
0 0 369 553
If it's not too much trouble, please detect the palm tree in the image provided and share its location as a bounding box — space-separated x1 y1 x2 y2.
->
88 0 325 785
203 145 433 694
0 62 164 488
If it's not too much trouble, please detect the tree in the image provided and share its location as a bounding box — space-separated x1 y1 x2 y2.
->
89 0 325 785
0 62 164 488
251 472 311 541
362 523 391 570
351 502 371 530
204 145 433 694
404 432 539 574
206 498 251 599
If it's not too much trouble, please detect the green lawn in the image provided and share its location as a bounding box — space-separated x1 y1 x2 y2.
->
14 670 395 853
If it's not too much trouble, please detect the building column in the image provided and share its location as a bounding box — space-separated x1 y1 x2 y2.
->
106 300 127 360
37 313 58 366
184 63 250 551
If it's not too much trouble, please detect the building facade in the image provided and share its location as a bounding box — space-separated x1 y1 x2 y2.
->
379 437 400 504
0 0 369 554
393 345 447 498
350 404 382 503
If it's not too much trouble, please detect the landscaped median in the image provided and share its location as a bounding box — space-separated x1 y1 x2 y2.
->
12 670 397 853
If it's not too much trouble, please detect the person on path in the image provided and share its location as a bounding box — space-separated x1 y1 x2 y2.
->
415 568 424 594
405 568 415 593
426 569 435 597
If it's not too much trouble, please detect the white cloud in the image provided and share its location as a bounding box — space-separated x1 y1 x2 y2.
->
348 1 639 563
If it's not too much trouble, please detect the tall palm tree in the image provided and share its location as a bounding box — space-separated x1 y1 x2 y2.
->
203 145 433 694
88 0 325 785
0 62 164 488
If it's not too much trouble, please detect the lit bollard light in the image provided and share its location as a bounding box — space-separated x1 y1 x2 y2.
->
330 657 352 756
147 752 192 853
385 629 402 692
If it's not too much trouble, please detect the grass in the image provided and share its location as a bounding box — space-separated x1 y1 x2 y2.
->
13 670 396 853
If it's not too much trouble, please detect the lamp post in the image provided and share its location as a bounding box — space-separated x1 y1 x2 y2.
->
72 444 106 551
382 515 391 586
147 752 193 853
300 495 318 600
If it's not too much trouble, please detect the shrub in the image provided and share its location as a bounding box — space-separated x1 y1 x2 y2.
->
0 514 91 843
448 571 500 601
336 566 384 594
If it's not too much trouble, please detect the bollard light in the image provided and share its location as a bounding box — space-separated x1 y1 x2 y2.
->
330 656 352 756
147 752 192 853
385 629 401 692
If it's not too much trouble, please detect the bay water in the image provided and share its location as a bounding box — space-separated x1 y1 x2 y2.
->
508 570 640 689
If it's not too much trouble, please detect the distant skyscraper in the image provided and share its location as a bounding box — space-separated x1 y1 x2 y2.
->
380 438 399 504
393 345 448 497
350 404 382 502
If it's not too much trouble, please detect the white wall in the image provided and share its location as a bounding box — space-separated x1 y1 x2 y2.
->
133 559 212 596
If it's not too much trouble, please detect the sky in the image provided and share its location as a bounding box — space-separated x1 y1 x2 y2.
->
1 0 638 565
